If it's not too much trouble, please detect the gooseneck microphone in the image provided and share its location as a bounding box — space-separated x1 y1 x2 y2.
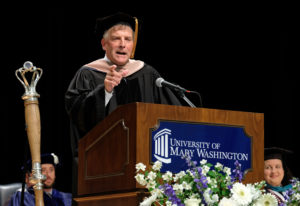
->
155 77 203 108
155 77 190 93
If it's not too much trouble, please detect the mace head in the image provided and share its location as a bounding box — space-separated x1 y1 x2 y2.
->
15 61 43 101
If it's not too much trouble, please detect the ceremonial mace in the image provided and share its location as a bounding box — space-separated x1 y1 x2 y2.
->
15 61 45 206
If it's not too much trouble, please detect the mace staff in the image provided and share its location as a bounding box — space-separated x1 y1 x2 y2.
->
15 61 45 206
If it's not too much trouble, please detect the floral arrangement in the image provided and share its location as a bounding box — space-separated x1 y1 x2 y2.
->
135 156 299 206
284 177 300 205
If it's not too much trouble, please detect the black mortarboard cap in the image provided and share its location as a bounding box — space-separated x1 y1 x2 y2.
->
95 12 139 58
264 147 293 161
95 12 136 39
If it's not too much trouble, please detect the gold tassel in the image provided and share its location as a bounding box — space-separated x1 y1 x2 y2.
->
131 17 138 59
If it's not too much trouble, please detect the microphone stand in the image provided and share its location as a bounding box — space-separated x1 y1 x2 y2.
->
177 90 196 108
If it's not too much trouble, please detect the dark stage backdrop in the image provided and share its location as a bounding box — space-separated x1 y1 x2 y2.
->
1 8 297 193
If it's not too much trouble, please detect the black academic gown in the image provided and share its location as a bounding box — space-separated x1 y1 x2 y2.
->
65 61 182 157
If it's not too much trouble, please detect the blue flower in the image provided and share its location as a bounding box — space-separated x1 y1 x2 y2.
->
232 160 243 182
159 183 184 206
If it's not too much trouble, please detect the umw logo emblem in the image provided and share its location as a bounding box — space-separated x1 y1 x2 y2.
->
153 128 172 164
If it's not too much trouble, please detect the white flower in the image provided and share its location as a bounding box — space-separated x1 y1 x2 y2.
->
225 175 232 182
146 180 156 189
215 162 223 170
203 188 212 204
140 192 157 206
211 194 219 203
165 201 172 206
150 188 164 198
219 197 238 206
136 163 146 172
200 159 207 165
162 171 173 181
174 171 186 181
246 183 262 200
184 198 201 206
253 193 278 206
182 181 192 190
294 193 300 200
173 183 184 194
201 165 210 175
206 176 212 184
203 188 218 205
152 161 162 171
147 171 157 181
189 193 201 199
223 166 231 176
135 174 147 186
231 182 253 205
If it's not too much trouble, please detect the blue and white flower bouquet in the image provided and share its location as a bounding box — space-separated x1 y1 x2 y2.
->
135 156 299 206
284 177 300 205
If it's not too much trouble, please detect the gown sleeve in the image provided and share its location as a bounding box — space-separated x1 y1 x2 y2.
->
65 67 109 156
8 190 35 206
65 67 107 138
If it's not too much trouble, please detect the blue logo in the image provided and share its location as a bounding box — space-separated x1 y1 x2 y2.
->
153 128 172 164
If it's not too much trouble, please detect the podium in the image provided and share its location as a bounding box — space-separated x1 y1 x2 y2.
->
73 103 264 205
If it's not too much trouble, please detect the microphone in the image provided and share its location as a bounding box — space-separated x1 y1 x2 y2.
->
155 77 190 93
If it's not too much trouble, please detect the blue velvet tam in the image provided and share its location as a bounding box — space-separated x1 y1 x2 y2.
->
22 153 60 172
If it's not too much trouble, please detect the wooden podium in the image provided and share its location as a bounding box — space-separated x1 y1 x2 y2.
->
73 103 264 206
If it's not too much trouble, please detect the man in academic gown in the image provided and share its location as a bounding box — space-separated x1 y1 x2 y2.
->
65 12 183 194
65 12 182 158
8 153 72 206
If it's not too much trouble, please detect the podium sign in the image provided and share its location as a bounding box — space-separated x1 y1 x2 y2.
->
151 121 252 173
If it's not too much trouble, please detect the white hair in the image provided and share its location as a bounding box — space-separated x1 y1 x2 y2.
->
103 24 135 40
